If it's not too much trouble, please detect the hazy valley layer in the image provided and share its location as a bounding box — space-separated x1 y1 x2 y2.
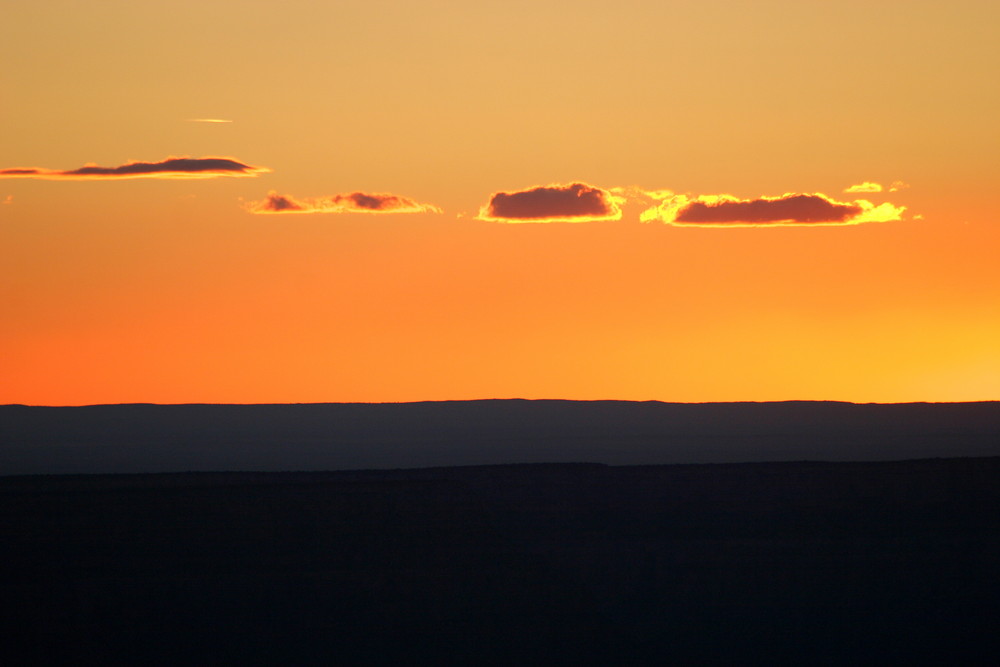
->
3 400 999 475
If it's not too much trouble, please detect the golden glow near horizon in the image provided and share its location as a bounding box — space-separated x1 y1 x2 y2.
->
1 0 998 405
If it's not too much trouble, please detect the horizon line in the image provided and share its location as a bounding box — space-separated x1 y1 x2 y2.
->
4 398 998 409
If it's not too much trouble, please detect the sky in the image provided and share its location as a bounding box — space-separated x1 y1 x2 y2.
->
2 0 998 405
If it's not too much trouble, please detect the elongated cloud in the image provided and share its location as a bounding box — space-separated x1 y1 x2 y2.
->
679 194 861 223
477 183 623 222
844 180 911 193
0 157 268 180
844 181 883 193
246 191 442 215
640 193 905 226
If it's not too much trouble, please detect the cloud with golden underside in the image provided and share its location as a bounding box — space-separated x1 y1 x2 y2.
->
844 181 883 193
477 183 623 222
845 180 911 194
640 192 905 227
246 191 442 215
0 157 268 180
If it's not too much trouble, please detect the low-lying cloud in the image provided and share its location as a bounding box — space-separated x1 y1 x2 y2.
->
477 183 623 222
246 191 442 215
640 192 905 226
679 194 860 224
0 157 268 180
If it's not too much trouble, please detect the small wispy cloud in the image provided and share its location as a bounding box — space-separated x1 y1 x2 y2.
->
844 181 884 193
186 118 233 123
477 183 623 223
843 180 911 194
246 191 442 215
0 156 268 180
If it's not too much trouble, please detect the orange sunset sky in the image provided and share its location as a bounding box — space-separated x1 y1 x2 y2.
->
2 0 998 405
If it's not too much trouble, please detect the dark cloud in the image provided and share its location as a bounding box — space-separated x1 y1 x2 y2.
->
0 168 42 176
478 183 622 222
676 194 862 224
675 195 861 224
640 192 905 226
65 158 258 177
247 191 442 215
0 157 268 180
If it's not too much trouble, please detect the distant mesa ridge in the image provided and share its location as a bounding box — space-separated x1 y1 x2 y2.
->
2 399 998 475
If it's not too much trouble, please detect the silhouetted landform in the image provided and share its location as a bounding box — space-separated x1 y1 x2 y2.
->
2 400 999 475
3 458 999 664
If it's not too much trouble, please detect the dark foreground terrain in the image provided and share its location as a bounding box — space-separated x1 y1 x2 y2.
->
3 458 1000 665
